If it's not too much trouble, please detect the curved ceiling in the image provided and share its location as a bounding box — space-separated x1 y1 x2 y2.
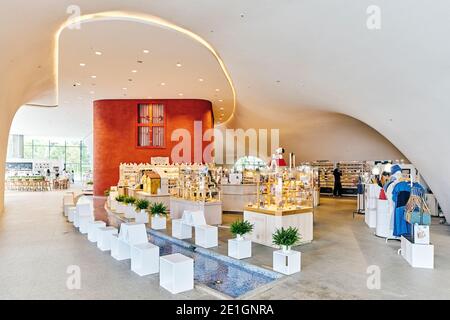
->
1 0 450 219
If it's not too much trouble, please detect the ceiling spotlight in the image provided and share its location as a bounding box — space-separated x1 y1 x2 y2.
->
178 93 184 96
79 63 86 67
215 88 220 92
143 50 149 54
95 51 102 55
91 75 97 79
122 87 127 90
137 60 143 64
198 78 204 82
73 82 81 87
220 107 224 110
176 62 182 67
218 99 223 102
131 70 137 73
160 82 166 86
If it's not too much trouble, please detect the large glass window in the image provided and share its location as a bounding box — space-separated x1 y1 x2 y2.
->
6 136 92 181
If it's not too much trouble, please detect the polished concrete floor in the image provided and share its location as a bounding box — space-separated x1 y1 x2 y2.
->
1 189 450 300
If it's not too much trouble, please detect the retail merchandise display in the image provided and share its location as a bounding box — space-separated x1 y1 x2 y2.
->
173 164 222 202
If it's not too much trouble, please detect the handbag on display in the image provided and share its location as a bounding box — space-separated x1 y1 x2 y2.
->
405 209 431 225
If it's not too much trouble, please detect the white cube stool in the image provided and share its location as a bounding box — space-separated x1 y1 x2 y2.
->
79 215 94 234
124 206 136 219
64 204 75 217
111 235 131 261
273 250 301 275
228 238 252 259
195 225 218 248
172 219 192 239
97 227 118 251
135 211 149 224
160 253 194 294
87 221 106 242
68 206 77 223
131 243 160 276
151 215 166 230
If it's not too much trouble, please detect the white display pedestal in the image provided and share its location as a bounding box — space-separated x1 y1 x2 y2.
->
221 184 257 212
135 210 149 224
131 243 160 276
228 238 252 259
400 236 434 269
151 215 167 230
124 205 136 219
195 225 218 248
112 223 148 261
160 253 194 294
79 215 94 234
97 227 118 251
365 184 381 228
375 199 393 238
135 191 171 210
244 207 313 247
63 194 75 217
87 221 106 242
116 203 127 214
68 207 77 223
75 201 93 229
273 249 301 275
170 198 222 225
172 219 192 239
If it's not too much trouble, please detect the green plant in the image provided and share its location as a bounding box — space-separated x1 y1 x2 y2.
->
124 196 136 205
230 220 253 236
86 181 94 185
272 227 301 247
115 195 126 202
150 202 168 216
135 199 149 211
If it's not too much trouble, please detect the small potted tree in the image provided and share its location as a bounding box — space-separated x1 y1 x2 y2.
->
272 227 302 275
115 195 126 213
228 220 254 259
150 202 168 230
134 199 150 224
124 196 137 218
230 220 253 240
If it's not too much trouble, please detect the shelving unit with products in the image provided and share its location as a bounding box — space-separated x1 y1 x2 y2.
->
313 161 368 196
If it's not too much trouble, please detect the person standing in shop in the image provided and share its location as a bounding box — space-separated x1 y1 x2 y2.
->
333 165 343 197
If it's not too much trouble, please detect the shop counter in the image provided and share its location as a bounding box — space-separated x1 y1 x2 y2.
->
243 206 313 248
134 191 171 209
169 197 222 225
220 183 257 212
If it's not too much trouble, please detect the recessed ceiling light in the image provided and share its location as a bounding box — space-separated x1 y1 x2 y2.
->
95 51 102 55
220 107 224 110
176 62 182 67
178 93 184 96
215 88 220 92
79 63 86 67
131 70 137 73
91 75 97 79
143 50 149 54
218 99 223 102
160 82 166 86
198 78 204 82
74 82 81 86
122 87 127 90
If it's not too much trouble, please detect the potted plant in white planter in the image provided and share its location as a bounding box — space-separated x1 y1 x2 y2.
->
134 199 149 224
272 227 302 274
228 220 254 259
115 195 126 213
230 220 253 240
150 202 168 230
124 196 137 218
272 226 301 253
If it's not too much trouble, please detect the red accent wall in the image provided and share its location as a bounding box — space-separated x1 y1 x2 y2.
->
93 99 214 196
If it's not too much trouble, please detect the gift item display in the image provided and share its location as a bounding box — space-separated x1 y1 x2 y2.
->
173 164 222 202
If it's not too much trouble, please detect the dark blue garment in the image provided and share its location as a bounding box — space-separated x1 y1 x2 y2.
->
392 182 411 237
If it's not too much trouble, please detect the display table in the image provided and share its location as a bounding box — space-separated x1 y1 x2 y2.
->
220 184 257 212
243 206 313 248
169 198 222 225
400 236 434 269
